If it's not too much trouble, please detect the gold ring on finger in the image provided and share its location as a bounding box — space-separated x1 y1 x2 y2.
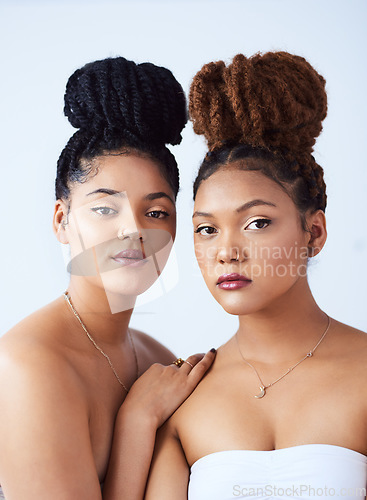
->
184 360 194 368
172 357 185 367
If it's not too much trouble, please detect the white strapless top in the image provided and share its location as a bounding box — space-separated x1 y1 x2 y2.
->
188 444 367 499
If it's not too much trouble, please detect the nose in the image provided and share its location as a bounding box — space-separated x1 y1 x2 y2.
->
117 228 142 241
116 207 142 241
216 233 247 264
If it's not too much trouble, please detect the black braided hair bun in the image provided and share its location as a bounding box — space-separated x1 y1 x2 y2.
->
55 56 187 200
64 56 187 147
189 52 327 156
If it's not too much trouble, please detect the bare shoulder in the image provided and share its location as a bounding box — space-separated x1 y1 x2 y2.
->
0 334 84 401
130 328 175 370
0 299 86 401
333 318 367 347
331 318 367 373
0 296 67 347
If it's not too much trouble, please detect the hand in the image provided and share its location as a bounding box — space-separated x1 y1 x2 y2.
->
120 349 216 429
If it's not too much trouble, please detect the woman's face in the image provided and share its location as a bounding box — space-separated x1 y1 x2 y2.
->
55 153 176 302
193 165 319 316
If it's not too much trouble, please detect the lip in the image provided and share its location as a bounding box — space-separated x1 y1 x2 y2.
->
217 273 252 291
112 249 147 267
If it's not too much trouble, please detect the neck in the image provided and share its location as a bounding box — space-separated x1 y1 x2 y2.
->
65 276 136 344
236 278 329 363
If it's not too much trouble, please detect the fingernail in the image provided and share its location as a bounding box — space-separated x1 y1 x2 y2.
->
210 347 216 353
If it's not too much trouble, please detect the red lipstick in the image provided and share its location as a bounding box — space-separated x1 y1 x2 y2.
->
217 273 252 290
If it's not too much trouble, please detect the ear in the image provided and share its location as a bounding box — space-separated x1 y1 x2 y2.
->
53 199 70 244
305 209 327 258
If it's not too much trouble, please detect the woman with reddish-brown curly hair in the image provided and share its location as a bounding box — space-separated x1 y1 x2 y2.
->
145 52 367 499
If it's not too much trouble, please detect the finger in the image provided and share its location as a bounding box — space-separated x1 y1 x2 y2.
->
188 348 216 383
170 357 186 369
178 353 205 374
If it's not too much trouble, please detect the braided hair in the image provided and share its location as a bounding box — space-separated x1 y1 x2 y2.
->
55 57 187 200
189 52 328 225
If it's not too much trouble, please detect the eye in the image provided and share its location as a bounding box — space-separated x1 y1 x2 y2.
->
195 226 217 236
91 206 118 216
146 210 170 219
245 218 272 230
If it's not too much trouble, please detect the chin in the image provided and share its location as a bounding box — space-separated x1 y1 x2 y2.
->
221 304 245 316
102 278 159 314
100 262 159 297
101 276 158 298
212 292 254 316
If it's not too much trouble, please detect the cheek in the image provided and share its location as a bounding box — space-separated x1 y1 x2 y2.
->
194 241 205 268
194 240 224 288
144 228 174 274
70 212 116 251
67 226 85 257
166 216 177 242
194 241 210 285
248 230 309 281
194 240 216 274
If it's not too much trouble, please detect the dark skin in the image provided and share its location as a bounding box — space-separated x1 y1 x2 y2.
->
0 154 215 500
145 166 367 499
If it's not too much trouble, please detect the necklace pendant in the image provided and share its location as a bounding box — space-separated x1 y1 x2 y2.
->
254 386 266 398
235 315 331 399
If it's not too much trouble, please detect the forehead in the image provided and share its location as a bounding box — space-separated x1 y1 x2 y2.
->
71 153 172 198
194 168 294 212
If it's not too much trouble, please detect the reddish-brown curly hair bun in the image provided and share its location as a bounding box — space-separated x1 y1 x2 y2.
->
189 52 327 154
190 51 328 215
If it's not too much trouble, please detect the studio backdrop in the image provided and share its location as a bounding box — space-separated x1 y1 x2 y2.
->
0 0 366 355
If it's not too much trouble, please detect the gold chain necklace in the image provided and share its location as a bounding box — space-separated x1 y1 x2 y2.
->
63 292 139 393
235 315 331 398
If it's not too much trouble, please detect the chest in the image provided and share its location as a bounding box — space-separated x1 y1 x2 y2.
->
176 360 367 466
87 383 124 482
77 356 129 483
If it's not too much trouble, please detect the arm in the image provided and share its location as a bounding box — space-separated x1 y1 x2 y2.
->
0 346 214 500
102 351 215 500
102 406 157 500
144 420 189 500
0 351 103 500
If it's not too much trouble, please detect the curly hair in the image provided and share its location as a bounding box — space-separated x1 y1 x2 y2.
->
189 52 328 216
55 56 187 200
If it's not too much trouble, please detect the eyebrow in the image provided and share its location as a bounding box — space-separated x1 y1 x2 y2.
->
86 188 125 197
144 192 175 206
86 188 175 205
192 199 277 218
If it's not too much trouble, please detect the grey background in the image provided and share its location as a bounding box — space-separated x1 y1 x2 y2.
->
0 0 366 356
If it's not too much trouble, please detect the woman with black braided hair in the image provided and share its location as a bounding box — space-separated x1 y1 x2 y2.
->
0 57 215 499
145 52 367 499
